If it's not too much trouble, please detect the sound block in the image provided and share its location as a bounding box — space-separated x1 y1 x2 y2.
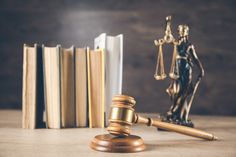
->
90 134 146 153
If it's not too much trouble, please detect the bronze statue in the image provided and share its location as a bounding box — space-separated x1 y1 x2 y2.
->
154 16 204 127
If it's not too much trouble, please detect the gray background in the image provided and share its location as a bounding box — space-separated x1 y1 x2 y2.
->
0 0 236 115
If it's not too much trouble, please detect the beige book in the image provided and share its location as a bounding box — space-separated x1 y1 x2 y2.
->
75 48 88 127
94 33 123 126
87 49 105 128
22 44 45 129
60 46 75 128
42 45 61 129
22 44 37 129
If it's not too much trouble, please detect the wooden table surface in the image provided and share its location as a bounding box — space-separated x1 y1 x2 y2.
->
0 110 235 157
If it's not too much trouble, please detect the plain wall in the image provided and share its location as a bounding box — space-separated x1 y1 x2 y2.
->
0 0 236 115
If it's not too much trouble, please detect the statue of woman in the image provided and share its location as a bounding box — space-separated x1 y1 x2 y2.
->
164 25 205 127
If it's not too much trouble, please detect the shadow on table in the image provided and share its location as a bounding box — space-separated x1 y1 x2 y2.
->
145 139 219 151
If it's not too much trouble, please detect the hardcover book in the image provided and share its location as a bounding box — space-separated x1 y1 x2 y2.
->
87 48 105 128
75 47 88 127
94 33 123 126
22 44 45 129
42 45 61 129
60 46 75 128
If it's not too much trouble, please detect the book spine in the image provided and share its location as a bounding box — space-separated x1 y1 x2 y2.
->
87 47 92 128
101 48 105 128
57 45 62 129
42 44 49 129
35 44 45 128
72 46 76 127
22 44 27 129
85 47 89 127
22 44 38 129
60 46 75 128
117 34 123 93
75 47 88 127
94 34 107 126
32 43 38 129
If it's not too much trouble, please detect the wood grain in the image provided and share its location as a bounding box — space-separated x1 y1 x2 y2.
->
0 110 236 157
90 134 145 153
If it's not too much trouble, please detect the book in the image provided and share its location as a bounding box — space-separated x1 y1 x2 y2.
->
87 49 105 128
75 47 88 127
94 33 123 126
23 39 119 129
60 46 75 128
22 44 45 129
42 45 61 129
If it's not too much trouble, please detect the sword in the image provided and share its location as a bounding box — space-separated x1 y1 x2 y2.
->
186 77 202 119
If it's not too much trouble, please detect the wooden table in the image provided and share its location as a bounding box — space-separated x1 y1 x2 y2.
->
0 110 235 157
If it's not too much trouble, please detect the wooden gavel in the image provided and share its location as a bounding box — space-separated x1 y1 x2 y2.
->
107 95 218 140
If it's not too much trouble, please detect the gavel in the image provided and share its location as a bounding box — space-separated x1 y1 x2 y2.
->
107 94 218 140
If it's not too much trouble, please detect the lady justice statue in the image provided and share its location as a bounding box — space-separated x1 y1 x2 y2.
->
154 16 204 127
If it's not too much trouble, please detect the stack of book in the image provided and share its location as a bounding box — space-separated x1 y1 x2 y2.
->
22 34 123 129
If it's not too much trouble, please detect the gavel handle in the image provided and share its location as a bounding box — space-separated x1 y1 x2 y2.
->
135 114 218 141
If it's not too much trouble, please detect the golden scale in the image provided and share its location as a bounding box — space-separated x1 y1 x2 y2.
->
154 16 179 81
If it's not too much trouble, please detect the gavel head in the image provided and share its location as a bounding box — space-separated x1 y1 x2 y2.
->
107 95 136 137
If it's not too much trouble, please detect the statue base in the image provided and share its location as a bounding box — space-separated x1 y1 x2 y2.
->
90 134 146 153
157 116 194 131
